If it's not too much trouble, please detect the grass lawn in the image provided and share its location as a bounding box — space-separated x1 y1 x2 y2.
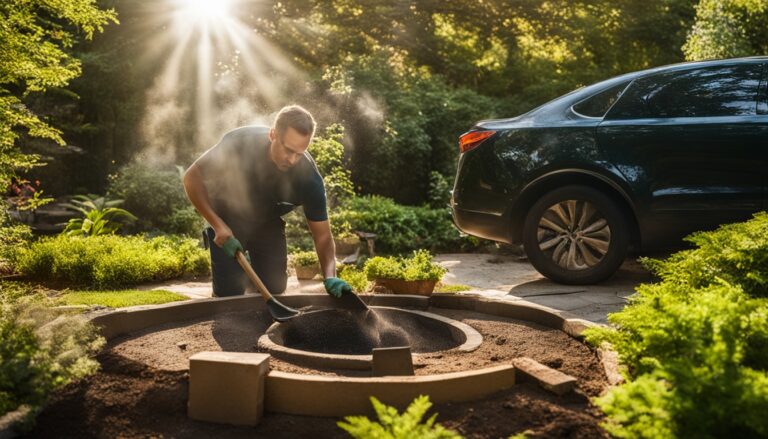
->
435 283 472 293
58 289 188 308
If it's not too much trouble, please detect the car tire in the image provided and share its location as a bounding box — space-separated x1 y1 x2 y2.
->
522 185 629 284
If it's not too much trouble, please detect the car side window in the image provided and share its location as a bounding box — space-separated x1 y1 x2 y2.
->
572 81 631 118
606 63 763 119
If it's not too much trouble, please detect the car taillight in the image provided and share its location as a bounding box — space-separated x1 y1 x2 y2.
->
458 130 496 153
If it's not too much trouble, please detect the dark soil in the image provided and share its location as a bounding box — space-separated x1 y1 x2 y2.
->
274 308 459 354
26 307 610 438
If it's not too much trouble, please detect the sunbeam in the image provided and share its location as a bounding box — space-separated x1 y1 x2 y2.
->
136 0 308 164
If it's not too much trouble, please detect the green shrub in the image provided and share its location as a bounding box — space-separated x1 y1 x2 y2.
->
364 250 447 282
338 395 461 439
308 124 355 208
338 265 369 293
0 283 104 418
0 223 33 263
332 196 476 254
290 250 319 267
165 206 206 237
641 212 768 298
15 235 210 289
584 214 768 438
107 163 200 235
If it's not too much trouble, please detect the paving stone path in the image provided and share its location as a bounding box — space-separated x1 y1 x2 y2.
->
140 253 655 324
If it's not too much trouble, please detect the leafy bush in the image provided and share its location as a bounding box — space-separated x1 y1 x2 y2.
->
327 49 499 205
0 223 33 263
338 265 369 293
289 250 319 268
62 194 137 236
641 212 768 298
15 235 210 288
0 282 105 418
107 163 201 236
164 206 205 237
332 196 475 254
338 395 460 439
584 213 768 438
308 124 355 208
364 250 447 282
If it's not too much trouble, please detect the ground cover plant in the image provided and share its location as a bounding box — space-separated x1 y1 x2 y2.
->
0 282 104 420
364 250 447 282
584 212 768 438
14 235 209 289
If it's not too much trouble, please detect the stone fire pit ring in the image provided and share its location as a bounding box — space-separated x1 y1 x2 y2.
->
258 306 483 370
89 293 620 420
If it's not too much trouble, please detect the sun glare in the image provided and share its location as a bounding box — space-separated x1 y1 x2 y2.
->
175 0 233 23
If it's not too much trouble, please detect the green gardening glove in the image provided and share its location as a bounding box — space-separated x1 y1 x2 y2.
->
324 277 353 298
221 237 250 262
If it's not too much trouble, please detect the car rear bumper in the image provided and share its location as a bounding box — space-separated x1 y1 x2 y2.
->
451 203 515 245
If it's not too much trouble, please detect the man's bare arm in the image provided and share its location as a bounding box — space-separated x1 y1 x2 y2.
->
182 162 232 247
307 219 337 279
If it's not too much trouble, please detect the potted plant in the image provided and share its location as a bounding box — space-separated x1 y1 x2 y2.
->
363 250 447 296
332 220 359 255
290 250 320 280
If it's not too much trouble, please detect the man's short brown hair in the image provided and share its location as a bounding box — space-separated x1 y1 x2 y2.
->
274 105 316 138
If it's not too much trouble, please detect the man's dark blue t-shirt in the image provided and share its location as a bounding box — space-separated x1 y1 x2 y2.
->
197 126 327 235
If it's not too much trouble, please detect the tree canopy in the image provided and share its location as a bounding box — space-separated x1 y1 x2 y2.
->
0 0 117 186
2 0 766 203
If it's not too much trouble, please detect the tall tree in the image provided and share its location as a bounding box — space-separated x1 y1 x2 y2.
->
0 0 117 187
684 0 768 60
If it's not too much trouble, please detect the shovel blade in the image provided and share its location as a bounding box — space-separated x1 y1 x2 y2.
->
335 292 369 313
266 298 301 322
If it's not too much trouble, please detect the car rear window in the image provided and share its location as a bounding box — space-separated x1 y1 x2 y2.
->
607 63 762 119
572 81 630 118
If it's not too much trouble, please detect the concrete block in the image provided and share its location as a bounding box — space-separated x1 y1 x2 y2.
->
188 352 270 426
372 347 414 376
512 357 577 395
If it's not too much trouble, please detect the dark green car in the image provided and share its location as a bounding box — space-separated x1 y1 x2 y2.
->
451 57 767 284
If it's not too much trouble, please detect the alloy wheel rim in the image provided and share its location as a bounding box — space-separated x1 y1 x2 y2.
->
536 200 611 270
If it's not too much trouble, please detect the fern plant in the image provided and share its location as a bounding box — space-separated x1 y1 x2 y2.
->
338 395 461 439
61 194 136 237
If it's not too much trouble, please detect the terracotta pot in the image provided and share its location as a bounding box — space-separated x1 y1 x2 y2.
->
294 265 319 280
372 278 438 296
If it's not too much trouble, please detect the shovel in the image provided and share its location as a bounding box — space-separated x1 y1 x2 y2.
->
334 284 370 313
235 251 300 322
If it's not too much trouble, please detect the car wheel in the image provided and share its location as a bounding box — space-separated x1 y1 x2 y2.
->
522 185 629 284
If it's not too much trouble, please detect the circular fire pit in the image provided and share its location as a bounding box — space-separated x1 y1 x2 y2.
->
258 306 482 370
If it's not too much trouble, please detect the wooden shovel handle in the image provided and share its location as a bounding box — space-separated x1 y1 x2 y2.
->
235 251 273 302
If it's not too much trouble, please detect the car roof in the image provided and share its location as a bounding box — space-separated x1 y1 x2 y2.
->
477 56 768 128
